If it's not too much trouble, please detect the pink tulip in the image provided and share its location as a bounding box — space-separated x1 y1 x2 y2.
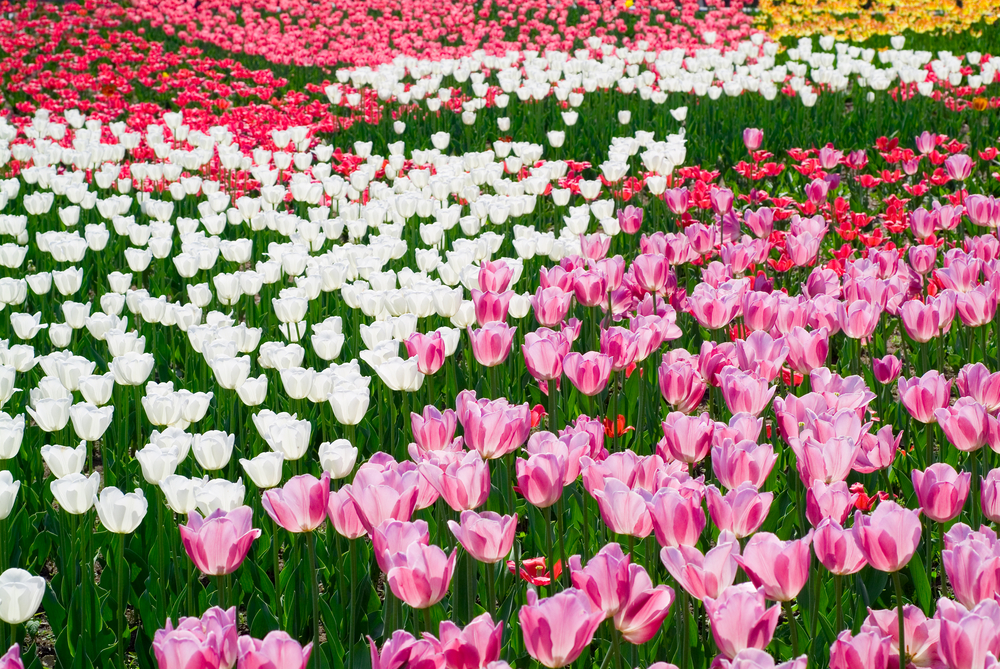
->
909 245 938 275
966 195 1000 229
0 646 21 669
600 326 639 372
448 510 517 564
838 299 881 341
569 542 630 618
405 331 446 375
526 431 589 486
900 300 940 343
741 291 779 332
813 519 867 575
516 453 565 508
563 352 611 397
593 479 653 538
372 519 429 572
522 330 568 382
179 507 261 576
829 630 891 669
852 501 922 572
983 469 1000 523
938 599 1000 669
658 358 707 414
873 355 902 385
717 368 775 417
806 481 858 526
645 486 706 547
734 331 789 383
410 406 458 453
326 489 367 540
854 425 901 473
712 439 776 490
916 131 937 154
704 584 782 660
386 542 456 609
615 562 675 644
660 411 714 465
154 607 237 669
688 286 741 330
791 435 860 486
420 450 491 511
573 270 608 307
237 632 311 669
958 363 1000 413
898 371 953 424
862 605 941 669
432 613 502 669
744 208 775 239
743 128 763 152
956 284 999 328
632 254 672 295
706 483 772 539
262 473 329 533
664 188 690 215
805 178 830 205
912 463 971 523
532 287 573 328
617 206 644 235
344 467 419 535
711 188 734 215
471 289 514 326
519 588 604 668
468 323 516 368
660 533 740 600
461 399 531 460
819 146 844 169
785 327 829 375
945 154 974 181
539 266 574 292
479 260 514 293
580 234 610 261
734 531 812 602
937 398 995 452
714 413 765 447
717 649 807 669
368 631 435 669
942 532 1000 609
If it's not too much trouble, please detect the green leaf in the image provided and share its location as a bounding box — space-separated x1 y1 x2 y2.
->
909 553 933 615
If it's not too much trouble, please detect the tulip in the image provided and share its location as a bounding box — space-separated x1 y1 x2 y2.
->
420 451 491 511
0 569 44 624
704 584 782 660
712 439 776 490
860 605 941 669
531 287 573 328
522 331 566 382
912 463 970 523
936 398 993 453
192 431 235 470
372 520 429 574
660 535 740 601
743 128 763 152
462 399 531 460
717 368 775 417
0 646 22 669
562 352 611 397
854 425 901 473
945 154 973 181
873 355 902 385
448 511 517 564
813 519 867 576
179 506 261 576
516 453 565 509
326 489 366 540
706 483 772 539
410 406 458 452
50 471 100 514
159 475 206 515
658 359 707 414
852 502 922 572
0 472 18 520
593 478 653 538
806 481 858 526
262 473 330 533
69 402 114 441
94 487 148 533
386 542 456 609
239 452 285 489
784 327 829 374
155 607 237 669
645 486 706 547
615 563 675 644
318 440 357 479
328 390 369 425
468 323 516 368
898 371 953 424
519 587 604 668
432 613 502 669
237 631 311 669
660 412 714 464
938 599 1000 669
734 532 812 601
40 442 87 479
829 630 891 669
942 533 1000 609
25 397 71 432
983 469 1000 523
368 631 436 669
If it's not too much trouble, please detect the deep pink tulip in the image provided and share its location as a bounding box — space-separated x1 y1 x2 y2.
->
237 632 311 669
936 398 994 452
569 542 630 618
938 599 1000 669
945 154 974 181
386 542 456 609
658 358 707 414
532 286 573 328
706 483 773 539
405 331 446 376
461 399 531 460
957 363 1000 413
898 371 953 424
838 299 881 341
660 411 714 465
956 284 999 328
632 253 672 296
852 502 922 572
615 562 675 644
854 425 901 473
813 519 867 575
717 368 775 417
966 195 1000 229
942 531 1000 609
519 588 604 668
743 128 763 152
744 208 775 239
600 326 639 372
704 584 782 660
470 289 514 327
344 467 419 535
618 206 644 235
593 478 653 538
712 439 776 491
262 473 329 533
372 519 429 572
806 481 858 526
0 646 21 669
523 330 567 381
433 613 502 669
155 607 237 669
369 631 435 669
468 323 516 368
664 188 690 215
573 270 608 307
805 178 830 205
326 488 367 540
829 630 891 669
410 406 457 453
448 510 517 564
785 327 829 375
516 453 565 508
645 486 706 547
900 300 940 343
479 260 514 293
909 245 938 275
717 649 806 669
734 531 812 602
660 533 740 600
526 431 589 486
179 507 261 576
861 605 941 669
741 291 779 332
983 469 1000 523
734 331 789 383
873 355 902 385
420 450 491 511
912 463 971 523
563 352 611 397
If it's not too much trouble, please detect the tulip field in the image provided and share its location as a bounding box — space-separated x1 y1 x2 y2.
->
3 0 1000 668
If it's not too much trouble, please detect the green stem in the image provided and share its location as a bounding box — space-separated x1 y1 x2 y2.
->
543 505 555 595
783 600 800 657
971 448 981 530
612 625 622 669
216 574 226 609
348 539 358 651
893 570 907 666
555 497 568 589
548 377 559 434
835 574 844 633
118 532 126 669
306 532 321 668
272 521 283 627
422 607 432 636
485 561 496 624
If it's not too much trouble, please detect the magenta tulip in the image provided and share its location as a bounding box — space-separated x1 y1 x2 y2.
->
0 646 21 669
717 368 775 417
522 330 567 382
743 128 763 152
873 355 902 385
706 483 772 539
658 358 707 414
179 507 261 576
326 488 367 540
898 371 953 424
516 453 565 508
432 613 502 669
569 542 630 618
660 411 714 464
712 439 776 491
447 510 517 564
938 599 1000 669
404 331 446 376
519 588 604 668
645 486 706 547
615 562 675 644
461 399 531 460
936 398 994 452
806 481 858 527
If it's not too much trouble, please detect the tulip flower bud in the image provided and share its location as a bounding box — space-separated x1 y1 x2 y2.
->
94 487 148 534
0 569 44 624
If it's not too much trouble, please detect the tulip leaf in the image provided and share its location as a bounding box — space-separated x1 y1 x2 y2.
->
248 592 280 637
909 553 933 614
859 566 887 606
